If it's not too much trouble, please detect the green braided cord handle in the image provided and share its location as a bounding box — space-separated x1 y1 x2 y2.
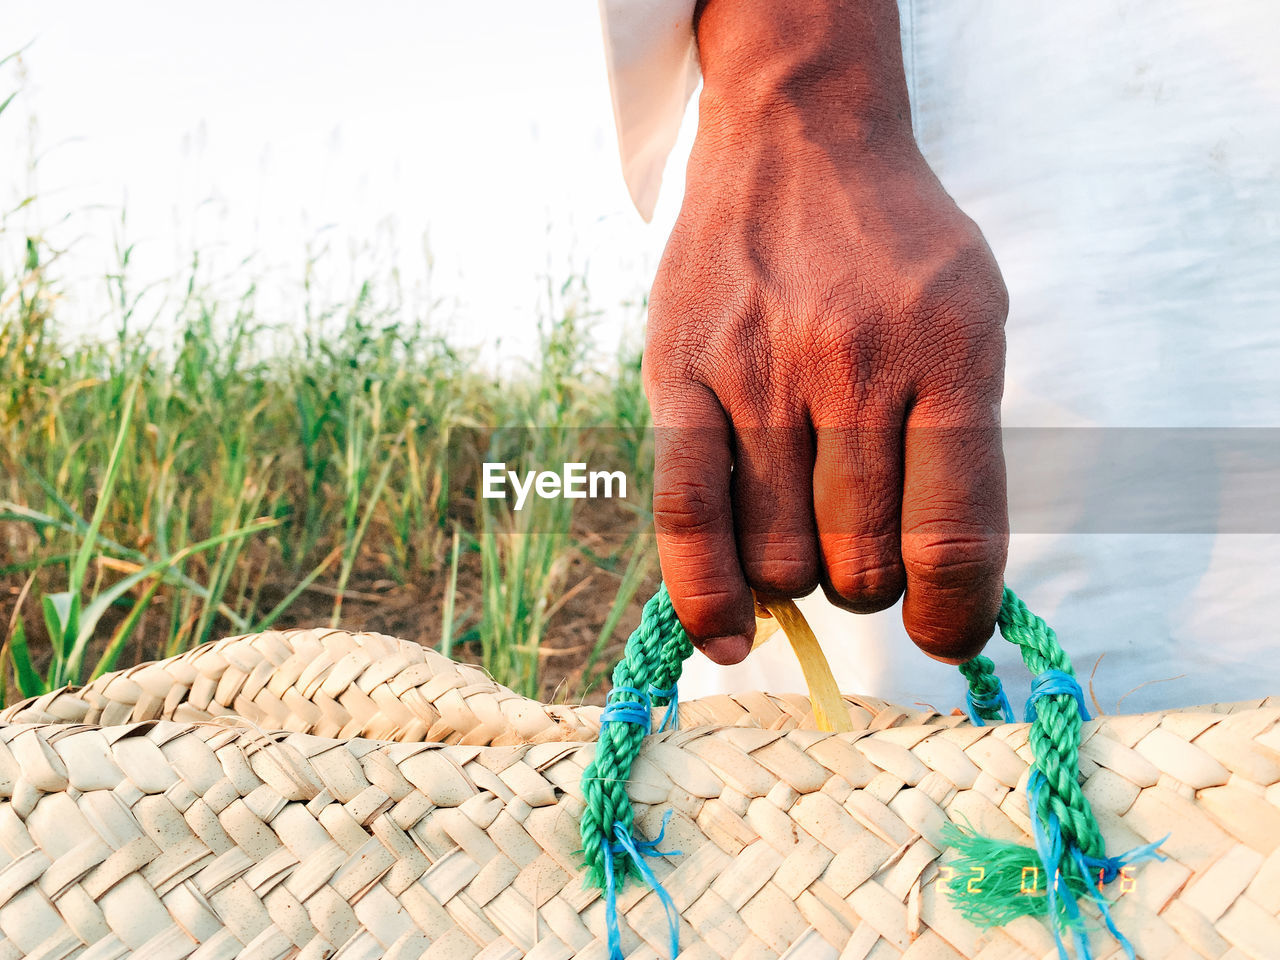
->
580 583 692 889
579 582 1141 954
960 585 1105 858
941 586 1172 960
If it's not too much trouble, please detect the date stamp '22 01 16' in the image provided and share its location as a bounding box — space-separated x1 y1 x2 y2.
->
938 864 1138 895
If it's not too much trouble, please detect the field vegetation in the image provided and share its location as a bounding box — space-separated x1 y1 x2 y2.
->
0 197 659 708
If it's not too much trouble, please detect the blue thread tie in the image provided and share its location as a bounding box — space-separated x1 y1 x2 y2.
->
966 678 1014 726
650 683 679 733
1024 669 1092 724
601 810 683 960
601 686 654 733
1078 834 1169 886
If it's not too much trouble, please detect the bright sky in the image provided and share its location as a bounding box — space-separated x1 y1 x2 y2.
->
3 1 697 358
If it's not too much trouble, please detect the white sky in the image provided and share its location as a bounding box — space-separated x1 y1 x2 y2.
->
3 1 697 359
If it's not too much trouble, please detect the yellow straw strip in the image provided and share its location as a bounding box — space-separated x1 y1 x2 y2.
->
760 599 854 733
751 615 782 648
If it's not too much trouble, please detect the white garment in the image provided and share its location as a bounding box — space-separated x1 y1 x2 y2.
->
596 0 700 221
598 0 1280 713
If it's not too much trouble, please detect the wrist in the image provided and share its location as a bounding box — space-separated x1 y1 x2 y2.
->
694 0 915 153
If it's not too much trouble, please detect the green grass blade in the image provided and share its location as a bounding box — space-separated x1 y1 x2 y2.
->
68 377 141 593
5 616 46 700
249 545 342 633
89 576 164 681
41 591 77 664
440 526 462 660
582 543 655 684
0 552 75 577
330 427 404 628
62 518 280 686
0 499 251 632
16 461 148 562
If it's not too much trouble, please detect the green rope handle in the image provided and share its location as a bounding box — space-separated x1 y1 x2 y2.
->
958 654 1010 723
580 583 691 891
954 587 1104 855
940 587 1167 959
580 583 1165 960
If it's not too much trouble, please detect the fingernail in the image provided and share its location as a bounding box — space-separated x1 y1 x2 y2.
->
698 634 752 665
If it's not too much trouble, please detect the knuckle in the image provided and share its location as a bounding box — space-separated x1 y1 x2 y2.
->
647 270 765 390
644 322 743 396
826 561 906 612
642 339 702 393
652 482 726 536
822 533 906 611
742 551 820 598
907 233 1009 334
652 451 727 536
902 534 1005 589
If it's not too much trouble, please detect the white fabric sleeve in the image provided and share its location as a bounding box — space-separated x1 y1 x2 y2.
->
597 0 701 221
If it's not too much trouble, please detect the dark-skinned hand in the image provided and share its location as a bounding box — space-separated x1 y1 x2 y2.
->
645 0 1009 666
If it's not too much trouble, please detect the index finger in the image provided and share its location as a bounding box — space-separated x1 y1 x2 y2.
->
900 389 1008 663
650 382 755 664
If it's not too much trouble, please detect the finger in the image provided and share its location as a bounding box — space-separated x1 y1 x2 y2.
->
812 415 906 613
650 383 755 664
900 389 1007 663
731 420 820 600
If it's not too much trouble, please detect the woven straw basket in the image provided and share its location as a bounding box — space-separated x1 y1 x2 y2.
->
0 625 1277 960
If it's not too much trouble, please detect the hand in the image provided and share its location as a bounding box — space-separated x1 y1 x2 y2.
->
645 0 1009 666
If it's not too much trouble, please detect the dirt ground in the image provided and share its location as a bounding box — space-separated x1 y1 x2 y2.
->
0 500 659 709
258 543 658 708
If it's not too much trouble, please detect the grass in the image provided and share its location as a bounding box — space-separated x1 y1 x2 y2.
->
0 214 659 707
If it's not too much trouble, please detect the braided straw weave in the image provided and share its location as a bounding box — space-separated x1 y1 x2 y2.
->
0 626 1278 959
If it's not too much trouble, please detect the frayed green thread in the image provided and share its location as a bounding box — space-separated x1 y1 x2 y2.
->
939 818 1100 931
